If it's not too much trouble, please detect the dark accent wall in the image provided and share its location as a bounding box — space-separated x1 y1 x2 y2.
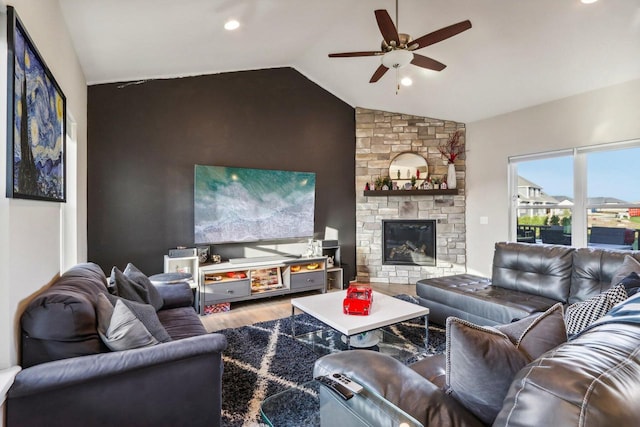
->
88 67 356 278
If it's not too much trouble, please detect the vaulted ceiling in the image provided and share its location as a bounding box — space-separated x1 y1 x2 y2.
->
58 0 640 122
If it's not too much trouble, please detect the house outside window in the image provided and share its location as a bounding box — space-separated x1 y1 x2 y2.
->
509 140 640 249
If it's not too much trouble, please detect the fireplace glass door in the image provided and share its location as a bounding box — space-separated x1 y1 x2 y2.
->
382 220 436 266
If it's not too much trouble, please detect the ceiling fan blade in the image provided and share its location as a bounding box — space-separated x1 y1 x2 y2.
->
411 54 446 71
374 10 400 46
369 64 389 83
328 51 381 58
409 20 472 50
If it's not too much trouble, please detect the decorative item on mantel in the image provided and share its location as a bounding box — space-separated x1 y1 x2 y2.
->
432 177 441 189
438 130 464 190
374 175 393 190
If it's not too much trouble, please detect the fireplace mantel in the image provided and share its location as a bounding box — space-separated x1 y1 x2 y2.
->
363 189 459 196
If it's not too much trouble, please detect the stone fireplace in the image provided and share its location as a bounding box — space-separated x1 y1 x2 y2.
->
355 107 466 284
382 220 436 266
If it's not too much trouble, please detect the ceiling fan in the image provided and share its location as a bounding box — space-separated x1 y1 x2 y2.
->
328 1 471 84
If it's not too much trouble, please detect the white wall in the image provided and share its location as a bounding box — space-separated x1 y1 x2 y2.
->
466 78 640 276
0 0 87 371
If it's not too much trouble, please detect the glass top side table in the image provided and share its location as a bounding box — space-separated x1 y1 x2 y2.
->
261 379 423 427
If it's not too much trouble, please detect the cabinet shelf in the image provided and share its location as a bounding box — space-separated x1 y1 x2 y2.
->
251 284 285 293
363 189 459 196
203 271 249 285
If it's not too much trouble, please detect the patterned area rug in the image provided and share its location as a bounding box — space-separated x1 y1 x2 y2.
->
217 295 446 426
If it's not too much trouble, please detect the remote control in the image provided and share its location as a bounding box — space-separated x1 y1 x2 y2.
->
331 373 364 394
315 375 354 400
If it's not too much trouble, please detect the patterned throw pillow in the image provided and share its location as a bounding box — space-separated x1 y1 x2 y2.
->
565 284 628 335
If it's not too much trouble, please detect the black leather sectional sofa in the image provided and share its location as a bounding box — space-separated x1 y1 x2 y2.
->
416 241 639 325
314 241 640 426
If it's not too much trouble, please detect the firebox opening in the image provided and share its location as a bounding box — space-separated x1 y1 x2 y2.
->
382 219 436 266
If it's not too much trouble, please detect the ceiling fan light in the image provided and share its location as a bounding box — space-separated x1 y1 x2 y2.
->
381 49 413 69
224 19 240 30
401 77 413 86
580 0 598 3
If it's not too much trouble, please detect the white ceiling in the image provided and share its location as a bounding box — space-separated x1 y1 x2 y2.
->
58 0 640 123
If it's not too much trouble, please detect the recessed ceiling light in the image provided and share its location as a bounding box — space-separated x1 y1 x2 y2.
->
400 77 413 86
224 20 240 30
580 0 598 4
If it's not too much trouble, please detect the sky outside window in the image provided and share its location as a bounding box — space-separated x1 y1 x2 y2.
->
517 148 640 204
587 148 640 203
517 156 573 199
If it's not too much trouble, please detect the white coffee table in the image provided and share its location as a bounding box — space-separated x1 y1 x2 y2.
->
291 290 429 349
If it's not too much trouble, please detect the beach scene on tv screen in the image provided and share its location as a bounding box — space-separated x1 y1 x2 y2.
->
194 165 316 244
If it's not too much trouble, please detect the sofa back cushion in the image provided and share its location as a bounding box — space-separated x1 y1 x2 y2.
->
21 263 110 368
569 247 640 304
492 242 575 302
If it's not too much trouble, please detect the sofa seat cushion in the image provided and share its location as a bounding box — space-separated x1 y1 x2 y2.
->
157 307 206 340
416 274 559 325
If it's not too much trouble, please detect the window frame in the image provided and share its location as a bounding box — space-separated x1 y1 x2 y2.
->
509 139 640 247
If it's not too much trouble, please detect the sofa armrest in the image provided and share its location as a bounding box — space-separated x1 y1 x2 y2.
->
314 350 484 427
8 333 227 427
154 281 194 309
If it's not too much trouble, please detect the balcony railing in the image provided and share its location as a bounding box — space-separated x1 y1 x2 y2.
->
517 225 638 250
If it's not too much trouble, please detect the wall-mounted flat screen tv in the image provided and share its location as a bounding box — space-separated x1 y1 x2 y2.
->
194 165 316 244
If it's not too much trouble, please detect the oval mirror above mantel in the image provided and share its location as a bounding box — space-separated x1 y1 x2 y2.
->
389 152 428 187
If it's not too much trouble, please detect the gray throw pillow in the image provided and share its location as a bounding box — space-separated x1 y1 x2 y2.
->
495 303 566 360
445 303 567 425
104 293 172 343
110 266 149 304
565 284 628 335
124 263 164 311
611 255 640 288
96 293 160 351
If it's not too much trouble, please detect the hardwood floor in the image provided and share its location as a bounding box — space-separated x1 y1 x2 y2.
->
199 282 417 333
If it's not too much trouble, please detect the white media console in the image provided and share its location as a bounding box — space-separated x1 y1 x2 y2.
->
198 256 330 313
